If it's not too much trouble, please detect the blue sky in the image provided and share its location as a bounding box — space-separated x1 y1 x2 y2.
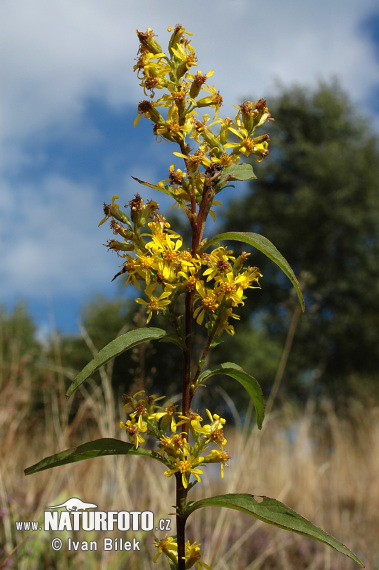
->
1 0 379 338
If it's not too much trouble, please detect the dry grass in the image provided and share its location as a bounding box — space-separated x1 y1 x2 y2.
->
0 342 378 569
192 398 379 569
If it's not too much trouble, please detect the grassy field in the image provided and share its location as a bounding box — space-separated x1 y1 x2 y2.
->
0 340 378 569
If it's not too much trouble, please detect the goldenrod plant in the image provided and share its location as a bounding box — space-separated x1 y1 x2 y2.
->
26 25 364 569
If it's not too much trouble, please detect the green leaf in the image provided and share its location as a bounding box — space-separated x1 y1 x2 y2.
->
204 231 305 311
186 494 365 568
131 176 161 190
220 163 257 182
131 176 173 198
198 362 265 429
160 334 186 352
66 327 167 397
24 438 167 475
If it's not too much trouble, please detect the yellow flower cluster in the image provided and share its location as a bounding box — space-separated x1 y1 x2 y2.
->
120 391 230 488
101 26 270 338
154 536 211 570
101 194 261 335
133 25 272 212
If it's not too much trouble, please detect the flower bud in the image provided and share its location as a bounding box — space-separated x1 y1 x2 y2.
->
194 121 223 157
233 252 251 273
136 28 163 55
219 118 233 145
137 100 164 125
110 220 134 240
107 240 134 252
139 200 159 227
168 24 186 56
189 72 207 99
112 209 130 227
196 91 223 109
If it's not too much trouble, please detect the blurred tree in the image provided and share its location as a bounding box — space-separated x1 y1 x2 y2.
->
0 303 49 415
222 80 379 405
0 303 41 384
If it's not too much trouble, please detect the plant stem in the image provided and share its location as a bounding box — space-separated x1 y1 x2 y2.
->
182 290 194 420
176 473 186 570
176 287 194 570
176 164 213 568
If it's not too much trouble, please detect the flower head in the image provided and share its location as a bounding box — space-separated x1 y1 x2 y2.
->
153 535 178 564
184 541 211 569
135 284 172 322
164 455 204 489
120 416 147 449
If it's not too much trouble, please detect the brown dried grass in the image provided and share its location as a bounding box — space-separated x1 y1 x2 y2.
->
0 348 377 569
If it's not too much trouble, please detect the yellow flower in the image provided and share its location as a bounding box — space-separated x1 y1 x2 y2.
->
193 282 219 325
146 230 182 255
157 163 187 191
214 271 245 306
140 52 170 78
150 401 178 432
135 284 172 322
158 433 190 458
123 390 165 416
184 541 211 570
204 449 231 479
145 232 185 283
203 247 235 282
187 69 215 100
196 84 223 118
134 253 155 286
120 415 147 449
171 42 197 77
164 455 204 489
235 266 262 289
153 535 178 564
191 409 227 447
173 148 212 170
98 195 121 227
225 126 269 160
216 307 240 336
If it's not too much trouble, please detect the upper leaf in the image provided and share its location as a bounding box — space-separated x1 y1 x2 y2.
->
198 362 264 429
185 494 364 567
131 176 173 198
66 327 167 397
220 163 257 182
204 231 305 311
24 438 167 475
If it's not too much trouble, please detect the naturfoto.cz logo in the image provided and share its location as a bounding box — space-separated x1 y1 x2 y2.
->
44 498 155 532
15 496 171 551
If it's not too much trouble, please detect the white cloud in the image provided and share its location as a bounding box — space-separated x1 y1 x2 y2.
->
0 175 116 297
1 0 378 146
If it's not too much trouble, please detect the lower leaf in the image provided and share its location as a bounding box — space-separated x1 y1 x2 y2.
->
24 438 167 475
185 493 364 567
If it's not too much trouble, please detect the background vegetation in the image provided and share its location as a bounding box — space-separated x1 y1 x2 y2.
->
1 81 378 568
222 80 379 407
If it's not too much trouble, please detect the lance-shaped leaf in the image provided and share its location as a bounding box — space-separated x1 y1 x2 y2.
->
198 362 264 429
66 328 167 397
132 176 173 197
131 176 161 190
185 494 364 568
24 438 167 475
204 231 304 311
